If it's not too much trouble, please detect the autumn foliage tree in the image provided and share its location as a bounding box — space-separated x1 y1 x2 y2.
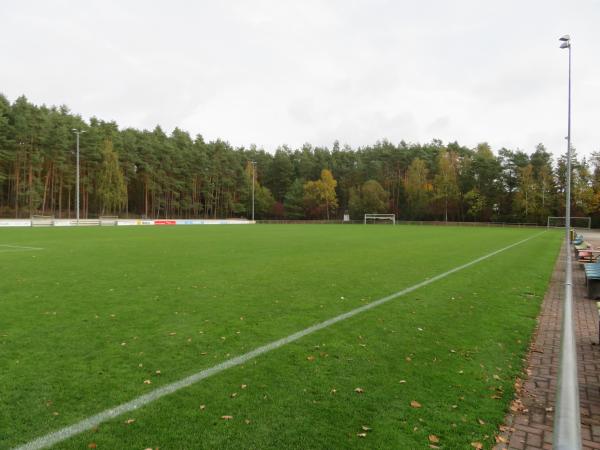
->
404 158 431 219
433 149 459 221
303 169 338 219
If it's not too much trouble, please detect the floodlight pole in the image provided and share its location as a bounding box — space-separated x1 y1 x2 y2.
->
554 34 581 450
565 41 572 242
251 161 256 221
72 129 85 225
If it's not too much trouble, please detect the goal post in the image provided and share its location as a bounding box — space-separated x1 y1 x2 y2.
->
547 216 591 229
364 213 396 225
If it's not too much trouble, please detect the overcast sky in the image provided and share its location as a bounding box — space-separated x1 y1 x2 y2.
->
1 0 598 159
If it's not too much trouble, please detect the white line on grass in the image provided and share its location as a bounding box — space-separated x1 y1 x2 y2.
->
0 244 44 253
14 230 546 450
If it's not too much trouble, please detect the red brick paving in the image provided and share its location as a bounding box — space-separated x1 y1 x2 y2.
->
496 237 600 450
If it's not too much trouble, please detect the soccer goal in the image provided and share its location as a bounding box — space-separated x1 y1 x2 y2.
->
30 215 54 227
99 216 119 226
364 214 396 225
547 216 591 229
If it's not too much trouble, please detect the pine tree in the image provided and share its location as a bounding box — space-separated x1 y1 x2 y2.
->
97 138 127 215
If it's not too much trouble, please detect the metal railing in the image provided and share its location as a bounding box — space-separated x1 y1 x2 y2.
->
553 238 581 449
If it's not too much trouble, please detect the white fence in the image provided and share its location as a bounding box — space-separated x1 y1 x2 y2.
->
0 218 255 227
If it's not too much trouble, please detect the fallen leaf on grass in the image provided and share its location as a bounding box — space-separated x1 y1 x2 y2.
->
428 434 439 443
88 444 97 449
361 425 372 431
354 387 364 394
221 415 234 420
155 370 161 375
410 400 422 408
357 433 367 438
245 419 251 424
143 380 152 385
306 355 315 361
399 380 407 384
168 332 177 336
124 418 135 424
200 405 206 410
241 384 247 389
495 435 507 443
478 419 485 425
471 442 483 449
230 392 238 398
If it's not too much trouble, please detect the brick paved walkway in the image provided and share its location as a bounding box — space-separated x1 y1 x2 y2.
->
496 233 600 450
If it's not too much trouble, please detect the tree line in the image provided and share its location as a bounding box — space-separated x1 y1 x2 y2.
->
1 94 599 224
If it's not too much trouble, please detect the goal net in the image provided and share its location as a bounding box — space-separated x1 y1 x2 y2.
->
364 214 396 225
99 216 119 226
547 216 591 229
31 215 54 227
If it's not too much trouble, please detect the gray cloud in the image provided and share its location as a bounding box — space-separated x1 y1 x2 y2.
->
0 0 598 157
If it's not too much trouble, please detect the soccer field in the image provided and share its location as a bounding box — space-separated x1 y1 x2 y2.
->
1 225 561 449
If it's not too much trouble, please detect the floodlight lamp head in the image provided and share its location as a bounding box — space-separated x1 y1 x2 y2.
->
559 35 570 42
560 41 570 49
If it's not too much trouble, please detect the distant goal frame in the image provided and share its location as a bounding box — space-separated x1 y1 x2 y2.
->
30 215 55 227
547 216 591 229
99 216 119 226
364 214 396 225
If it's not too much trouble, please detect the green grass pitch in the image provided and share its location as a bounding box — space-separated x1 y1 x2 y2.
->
0 225 562 449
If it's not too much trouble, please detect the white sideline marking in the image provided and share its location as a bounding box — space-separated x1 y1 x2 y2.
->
14 231 546 450
0 244 44 253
